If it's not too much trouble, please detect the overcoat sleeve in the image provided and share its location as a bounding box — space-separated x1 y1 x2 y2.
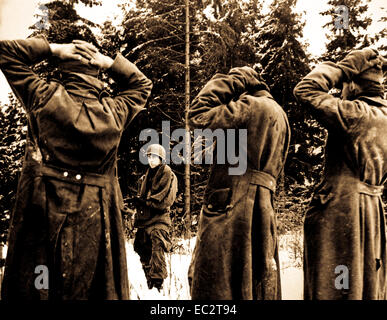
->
293 62 367 133
107 54 153 128
0 37 56 112
188 66 262 129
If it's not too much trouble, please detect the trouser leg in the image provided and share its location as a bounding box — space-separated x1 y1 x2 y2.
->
133 228 152 284
148 229 170 288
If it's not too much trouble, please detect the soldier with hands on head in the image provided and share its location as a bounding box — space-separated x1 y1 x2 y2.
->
294 48 387 300
188 66 290 300
0 36 152 300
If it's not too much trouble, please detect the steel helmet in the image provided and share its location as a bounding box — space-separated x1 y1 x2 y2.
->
146 144 166 162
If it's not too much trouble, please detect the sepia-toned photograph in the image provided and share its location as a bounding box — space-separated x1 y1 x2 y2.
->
0 0 386 310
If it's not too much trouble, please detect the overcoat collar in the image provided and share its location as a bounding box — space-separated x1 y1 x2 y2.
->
251 89 274 100
61 72 105 99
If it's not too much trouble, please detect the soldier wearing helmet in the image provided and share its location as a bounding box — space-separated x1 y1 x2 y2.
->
133 144 178 291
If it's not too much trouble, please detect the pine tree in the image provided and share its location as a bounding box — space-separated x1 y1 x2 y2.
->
375 7 386 53
31 0 100 43
194 0 263 81
320 0 373 62
0 95 26 247
256 0 310 107
28 0 101 80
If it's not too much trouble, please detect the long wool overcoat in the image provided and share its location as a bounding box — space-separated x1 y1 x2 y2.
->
0 37 152 299
294 62 387 300
188 67 290 300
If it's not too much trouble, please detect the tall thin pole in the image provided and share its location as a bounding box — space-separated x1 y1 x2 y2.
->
184 0 191 236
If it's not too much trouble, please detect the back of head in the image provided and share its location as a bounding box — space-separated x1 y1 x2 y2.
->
58 59 99 77
357 53 386 83
50 31 101 78
351 53 386 99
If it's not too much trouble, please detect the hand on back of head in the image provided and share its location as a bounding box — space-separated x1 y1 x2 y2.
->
50 40 113 70
337 48 384 81
72 40 113 70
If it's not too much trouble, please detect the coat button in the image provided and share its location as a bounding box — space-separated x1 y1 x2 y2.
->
63 172 69 177
75 174 82 180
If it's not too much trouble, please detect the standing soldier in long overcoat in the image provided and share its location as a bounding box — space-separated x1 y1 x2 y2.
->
0 36 152 299
188 66 290 299
294 48 387 300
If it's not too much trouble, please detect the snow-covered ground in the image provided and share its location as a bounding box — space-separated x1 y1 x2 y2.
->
127 232 304 300
279 231 304 300
0 234 304 300
0 245 7 294
280 266 303 300
126 238 195 300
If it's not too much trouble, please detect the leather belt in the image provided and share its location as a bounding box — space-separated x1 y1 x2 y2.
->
358 181 384 197
249 168 277 193
35 164 110 188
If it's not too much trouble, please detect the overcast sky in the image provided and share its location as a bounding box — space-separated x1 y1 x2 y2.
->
0 0 386 103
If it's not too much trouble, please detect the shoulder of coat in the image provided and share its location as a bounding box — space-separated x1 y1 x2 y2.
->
250 94 286 117
161 164 173 175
